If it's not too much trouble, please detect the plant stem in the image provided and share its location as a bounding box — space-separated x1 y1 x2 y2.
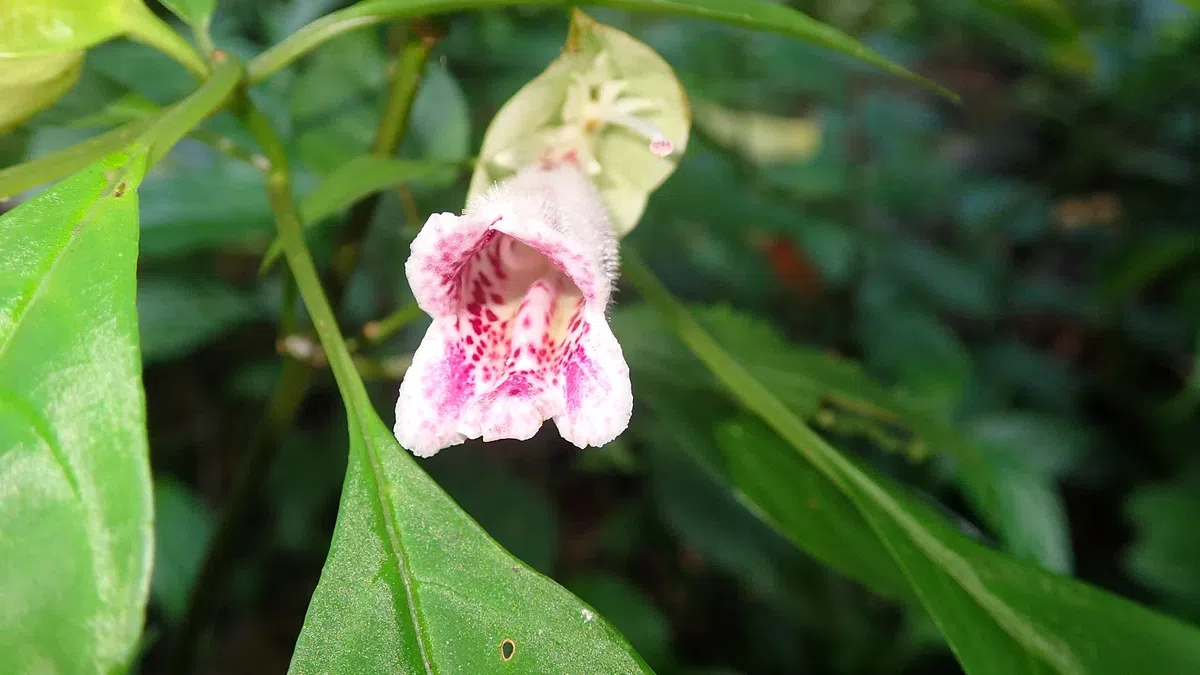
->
362 301 425 344
327 21 440 304
123 1 209 79
140 55 242 168
169 30 436 669
620 249 844 483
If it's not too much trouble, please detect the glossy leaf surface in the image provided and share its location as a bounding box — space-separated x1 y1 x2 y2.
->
0 149 152 674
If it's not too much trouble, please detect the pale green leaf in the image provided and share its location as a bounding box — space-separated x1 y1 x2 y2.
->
0 51 82 132
0 149 152 673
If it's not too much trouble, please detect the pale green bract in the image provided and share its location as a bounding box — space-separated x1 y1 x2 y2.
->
0 51 82 132
467 9 690 236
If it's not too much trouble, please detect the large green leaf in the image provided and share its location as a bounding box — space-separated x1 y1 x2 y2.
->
273 165 651 674
0 149 153 674
613 304 1072 572
248 0 957 100
289 380 652 673
718 420 1200 675
713 420 913 601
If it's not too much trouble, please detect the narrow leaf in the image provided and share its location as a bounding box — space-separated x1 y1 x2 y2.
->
260 155 459 272
622 254 1200 675
248 0 958 100
714 420 914 601
0 149 153 673
721 419 1200 675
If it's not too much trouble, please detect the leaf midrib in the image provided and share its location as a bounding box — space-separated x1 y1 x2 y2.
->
349 401 436 674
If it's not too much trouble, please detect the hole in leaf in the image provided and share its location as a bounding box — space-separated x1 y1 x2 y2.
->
500 638 516 661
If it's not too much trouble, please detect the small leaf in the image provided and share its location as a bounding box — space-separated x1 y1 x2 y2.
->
299 155 455 225
0 51 82 132
259 155 460 272
0 149 153 673
157 0 215 28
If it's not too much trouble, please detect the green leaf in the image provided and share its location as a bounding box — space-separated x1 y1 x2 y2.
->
299 155 454 225
151 477 214 622
614 303 1077 573
0 0 127 54
426 451 560 575
259 155 459 272
622 253 1200 675
1125 467 1200 615
137 276 260 363
0 51 83 132
289 397 652 673
566 575 673 669
691 99 822 165
157 0 215 28
248 0 957 102
718 419 1200 674
0 149 152 673
0 117 154 199
715 420 914 601
640 399 850 605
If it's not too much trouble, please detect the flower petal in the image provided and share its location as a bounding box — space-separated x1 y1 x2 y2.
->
552 308 633 449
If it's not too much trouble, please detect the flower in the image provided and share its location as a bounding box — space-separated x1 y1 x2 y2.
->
394 161 632 457
394 11 690 458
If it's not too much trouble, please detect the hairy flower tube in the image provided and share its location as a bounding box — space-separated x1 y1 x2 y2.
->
394 161 632 457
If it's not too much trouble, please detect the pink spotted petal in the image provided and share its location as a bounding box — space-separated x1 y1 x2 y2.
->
394 163 631 457
553 308 633 449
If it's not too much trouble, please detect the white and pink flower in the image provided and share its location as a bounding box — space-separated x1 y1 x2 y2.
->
394 162 631 457
393 12 689 457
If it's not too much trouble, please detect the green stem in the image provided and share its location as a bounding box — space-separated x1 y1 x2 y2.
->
327 22 440 303
122 1 209 79
170 33 434 665
363 301 425 344
622 251 1070 668
0 118 154 199
139 56 242 168
247 4 390 83
621 250 844 483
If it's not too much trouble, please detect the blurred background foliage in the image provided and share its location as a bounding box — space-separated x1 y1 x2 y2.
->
4 0 1199 673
